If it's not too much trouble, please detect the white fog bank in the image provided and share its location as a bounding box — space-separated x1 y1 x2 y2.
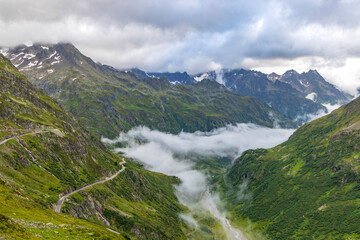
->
295 102 342 123
103 123 295 160
102 123 295 239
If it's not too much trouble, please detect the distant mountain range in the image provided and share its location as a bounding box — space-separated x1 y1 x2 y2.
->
197 69 352 119
194 69 351 103
127 68 197 85
1 43 294 138
128 66 352 121
148 71 197 85
1 42 359 239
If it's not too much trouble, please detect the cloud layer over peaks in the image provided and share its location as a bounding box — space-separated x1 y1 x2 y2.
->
1 0 360 93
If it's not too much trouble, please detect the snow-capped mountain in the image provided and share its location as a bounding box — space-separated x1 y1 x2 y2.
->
193 68 352 121
278 69 352 104
1 43 296 137
1 43 85 74
123 69 197 85
146 72 196 85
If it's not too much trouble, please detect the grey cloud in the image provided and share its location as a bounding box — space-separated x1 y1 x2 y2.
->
0 0 259 30
1 0 360 91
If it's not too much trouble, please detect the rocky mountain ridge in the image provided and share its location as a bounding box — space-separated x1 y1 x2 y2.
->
193 68 352 120
1 43 295 138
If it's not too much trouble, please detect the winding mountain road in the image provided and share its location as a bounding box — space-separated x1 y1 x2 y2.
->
0 129 53 146
55 158 126 213
0 129 127 214
0 128 59 177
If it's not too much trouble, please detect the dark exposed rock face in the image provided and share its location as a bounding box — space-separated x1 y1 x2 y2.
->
192 68 352 121
279 69 352 104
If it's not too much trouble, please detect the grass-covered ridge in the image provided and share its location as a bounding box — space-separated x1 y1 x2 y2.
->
0 53 189 239
8 43 295 138
219 96 360 239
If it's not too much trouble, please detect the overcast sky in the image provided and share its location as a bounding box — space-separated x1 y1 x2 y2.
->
1 0 360 94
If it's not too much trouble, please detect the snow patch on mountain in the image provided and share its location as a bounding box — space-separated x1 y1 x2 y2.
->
46 51 57 60
170 81 181 85
150 75 160 79
50 55 61 65
21 60 39 71
267 73 280 82
299 79 310 87
306 92 317 102
23 53 36 59
0 48 9 56
10 52 24 61
29 61 38 67
14 60 24 68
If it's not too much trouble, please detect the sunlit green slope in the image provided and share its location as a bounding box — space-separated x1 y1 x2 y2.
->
220 96 360 239
0 53 188 239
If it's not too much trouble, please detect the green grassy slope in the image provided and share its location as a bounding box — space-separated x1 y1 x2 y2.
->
219 97 360 239
0 54 188 239
61 77 295 138
8 43 295 138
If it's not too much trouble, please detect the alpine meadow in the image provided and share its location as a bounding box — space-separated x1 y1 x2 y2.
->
1 1 360 239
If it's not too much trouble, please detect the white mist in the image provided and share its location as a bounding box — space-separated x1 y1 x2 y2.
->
103 123 294 239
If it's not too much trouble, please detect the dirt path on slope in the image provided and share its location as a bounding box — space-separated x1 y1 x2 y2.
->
0 129 55 146
55 158 126 213
0 128 60 177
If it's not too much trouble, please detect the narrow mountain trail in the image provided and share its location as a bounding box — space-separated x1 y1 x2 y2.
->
0 128 60 177
55 158 126 213
0 128 126 234
0 128 55 146
0 128 126 227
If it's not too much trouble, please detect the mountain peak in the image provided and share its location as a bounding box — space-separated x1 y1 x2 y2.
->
0 53 25 78
1 42 99 79
267 72 281 82
308 69 318 73
304 69 319 75
284 69 299 75
279 68 353 104
147 71 196 85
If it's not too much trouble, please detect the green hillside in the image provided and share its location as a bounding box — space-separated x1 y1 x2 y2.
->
5 43 295 138
219 96 360 239
0 53 189 239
